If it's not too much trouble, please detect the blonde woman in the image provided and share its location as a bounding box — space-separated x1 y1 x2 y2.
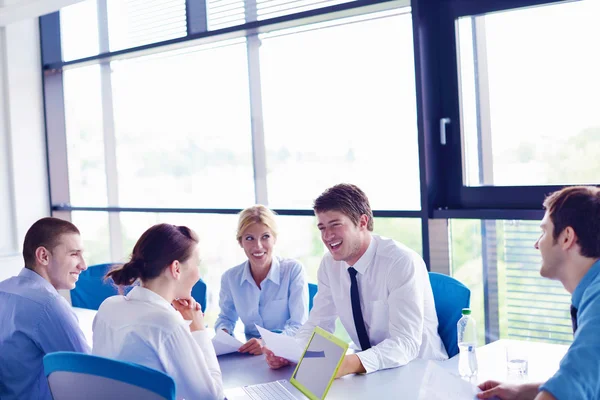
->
215 205 308 355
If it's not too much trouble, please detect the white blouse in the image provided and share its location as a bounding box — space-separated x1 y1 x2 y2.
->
92 286 224 400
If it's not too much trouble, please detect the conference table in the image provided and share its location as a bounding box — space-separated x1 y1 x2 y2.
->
73 307 569 398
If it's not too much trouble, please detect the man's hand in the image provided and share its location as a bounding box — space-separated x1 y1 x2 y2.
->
477 381 541 400
335 354 366 378
263 347 291 369
238 338 263 355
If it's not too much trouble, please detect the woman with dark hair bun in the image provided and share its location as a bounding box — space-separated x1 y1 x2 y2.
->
92 223 223 400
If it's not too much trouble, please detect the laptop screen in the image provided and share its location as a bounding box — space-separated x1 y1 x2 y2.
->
290 329 347 399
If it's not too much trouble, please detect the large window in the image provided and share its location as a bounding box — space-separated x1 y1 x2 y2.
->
458 1 600 187
110 40 254 208
42 0 594 349
261 9 420 210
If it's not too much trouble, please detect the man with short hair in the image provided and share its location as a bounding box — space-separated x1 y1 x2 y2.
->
478 186 600 400
265 183 447 377
0 217 90 400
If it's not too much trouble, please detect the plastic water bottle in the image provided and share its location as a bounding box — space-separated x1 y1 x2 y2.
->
457 308 478 377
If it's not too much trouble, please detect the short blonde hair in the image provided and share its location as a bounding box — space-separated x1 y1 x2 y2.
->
236 205 278 243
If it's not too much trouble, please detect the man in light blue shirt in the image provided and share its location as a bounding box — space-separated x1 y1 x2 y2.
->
478 186 600 400
0 217 90 400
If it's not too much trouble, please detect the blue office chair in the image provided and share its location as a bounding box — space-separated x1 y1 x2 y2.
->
191 279 207 312
44 352 176 400
308 283 318 311
429 272 471 358
70 263 129 310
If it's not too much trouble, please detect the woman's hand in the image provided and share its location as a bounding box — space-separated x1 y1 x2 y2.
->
238 338 264 355
172 298 205 332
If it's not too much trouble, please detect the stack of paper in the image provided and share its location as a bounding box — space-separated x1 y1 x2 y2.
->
256 325 304 363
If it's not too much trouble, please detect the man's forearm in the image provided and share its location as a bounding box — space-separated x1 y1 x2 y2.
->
534 388 556 400
336 354 366 378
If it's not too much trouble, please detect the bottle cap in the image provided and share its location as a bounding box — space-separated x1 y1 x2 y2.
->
462 308 471 315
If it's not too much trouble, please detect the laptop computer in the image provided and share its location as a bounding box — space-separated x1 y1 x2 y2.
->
225 327 349 400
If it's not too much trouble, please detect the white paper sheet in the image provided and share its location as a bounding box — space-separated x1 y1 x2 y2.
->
212 329 244 356
418 361 481 400
256 324 304 363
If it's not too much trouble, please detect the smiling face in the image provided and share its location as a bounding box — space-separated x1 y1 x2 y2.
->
317 210 368 266
240 223 276 270
535 212 566 280
44 233 87 290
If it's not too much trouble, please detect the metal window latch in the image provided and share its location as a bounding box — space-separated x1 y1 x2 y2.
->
440 117 451 145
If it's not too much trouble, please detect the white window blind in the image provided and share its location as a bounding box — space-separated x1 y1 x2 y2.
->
107 0 187 51
207 0 355 31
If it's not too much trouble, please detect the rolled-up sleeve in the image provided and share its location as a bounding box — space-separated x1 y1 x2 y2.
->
215 272 237 334
282 261 309 336
356 256 425 373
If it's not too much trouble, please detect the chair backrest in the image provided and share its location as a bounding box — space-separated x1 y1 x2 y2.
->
428 272 471 358
70 264 128 310
191 279 207 312
308 283 318 311
43 352 176 400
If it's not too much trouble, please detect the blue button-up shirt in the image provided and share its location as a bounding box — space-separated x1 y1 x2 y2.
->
0 268 90 400
541 259 600 400
215 257 308 338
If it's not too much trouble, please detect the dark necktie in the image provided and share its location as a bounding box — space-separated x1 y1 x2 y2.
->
570 305 578 334
348 267 371 351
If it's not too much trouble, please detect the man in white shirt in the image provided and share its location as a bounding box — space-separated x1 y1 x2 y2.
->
265 183 447 377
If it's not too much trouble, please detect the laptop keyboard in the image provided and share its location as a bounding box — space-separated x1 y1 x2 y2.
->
243 381 297 400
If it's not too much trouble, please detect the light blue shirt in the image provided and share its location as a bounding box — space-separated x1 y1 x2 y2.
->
541 259 600 400
215 257 308 338
0 268 90 400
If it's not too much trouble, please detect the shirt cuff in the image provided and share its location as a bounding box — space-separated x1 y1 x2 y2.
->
356 349 379 374
540 371 569 400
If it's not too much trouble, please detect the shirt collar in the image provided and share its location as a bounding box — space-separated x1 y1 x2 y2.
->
18 267 58 294
240 257 281 286
347 235 376 275
126 286 177 314
572 259 600 309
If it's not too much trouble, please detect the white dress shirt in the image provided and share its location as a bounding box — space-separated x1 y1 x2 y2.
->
295 235 448 373
92 286 224 400
215 257 308 337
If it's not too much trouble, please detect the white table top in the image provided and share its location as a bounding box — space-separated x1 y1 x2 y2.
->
74 306 570 398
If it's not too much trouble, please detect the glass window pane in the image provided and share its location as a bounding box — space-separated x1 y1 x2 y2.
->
458 1 600 186
63 65 108 206
71 211 111 267
107 0 187 51
60 0 100 62
450 219 572 345
110 40 254 208
260 9 421 210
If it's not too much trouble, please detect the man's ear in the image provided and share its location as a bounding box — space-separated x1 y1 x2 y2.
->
561 226 577 251
168 260 182 280
35 246 51 266
358 214 369 230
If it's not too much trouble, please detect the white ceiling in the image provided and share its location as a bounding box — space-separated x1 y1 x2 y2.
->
0 0 84 27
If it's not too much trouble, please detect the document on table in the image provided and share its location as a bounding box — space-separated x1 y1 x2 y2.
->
212 329 244 356
418 361 481 400
256 325 304 363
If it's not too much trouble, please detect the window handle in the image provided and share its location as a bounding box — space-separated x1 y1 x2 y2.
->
440 117 451 145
